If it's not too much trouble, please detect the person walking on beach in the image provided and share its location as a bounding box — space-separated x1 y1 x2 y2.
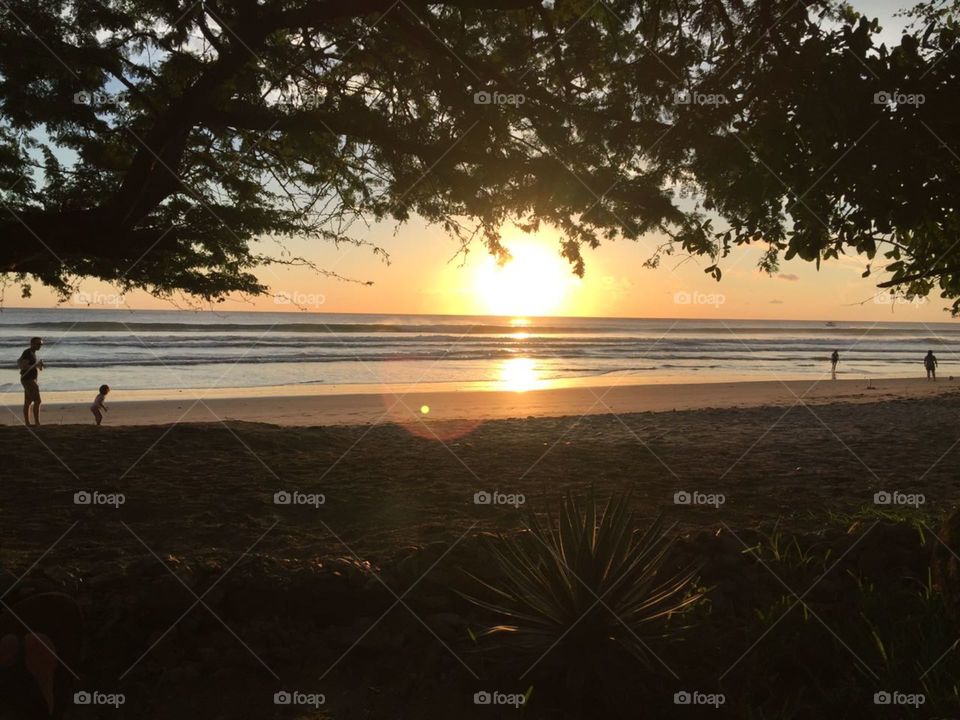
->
90 385 110 425
925 350 939 381
830 350 840 380
17 337 44 427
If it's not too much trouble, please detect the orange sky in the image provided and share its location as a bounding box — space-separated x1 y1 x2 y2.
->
5 218 954 322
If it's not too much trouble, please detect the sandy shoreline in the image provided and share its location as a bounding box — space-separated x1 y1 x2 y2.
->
2 376 956 427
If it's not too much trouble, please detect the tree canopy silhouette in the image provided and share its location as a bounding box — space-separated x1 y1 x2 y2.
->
2 0 960 309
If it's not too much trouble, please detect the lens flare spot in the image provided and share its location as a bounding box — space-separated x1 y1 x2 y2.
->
381 395 480 442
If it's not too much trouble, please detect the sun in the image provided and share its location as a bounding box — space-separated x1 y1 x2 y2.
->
472 240 578 316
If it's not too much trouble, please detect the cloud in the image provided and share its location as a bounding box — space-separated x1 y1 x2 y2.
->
777 273 800 282
770 299 784 305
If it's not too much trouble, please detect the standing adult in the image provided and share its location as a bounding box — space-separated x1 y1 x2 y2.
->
925 350 939 381
18 337 44 426
830 350 840 381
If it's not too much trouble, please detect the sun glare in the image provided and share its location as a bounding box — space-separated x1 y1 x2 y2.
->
473 241 577 316
499 357 543 392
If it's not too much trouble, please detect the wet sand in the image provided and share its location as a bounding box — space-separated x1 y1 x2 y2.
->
1 376 956 427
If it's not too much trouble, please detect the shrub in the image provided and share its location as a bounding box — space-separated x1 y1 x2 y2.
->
465 494 702 685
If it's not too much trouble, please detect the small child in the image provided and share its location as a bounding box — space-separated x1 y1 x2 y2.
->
91 384 110 425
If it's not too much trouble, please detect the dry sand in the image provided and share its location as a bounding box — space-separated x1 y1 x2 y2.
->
2 382 958 568
3 384 960 718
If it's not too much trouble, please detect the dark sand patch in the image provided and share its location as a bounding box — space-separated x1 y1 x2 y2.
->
2 395 959 718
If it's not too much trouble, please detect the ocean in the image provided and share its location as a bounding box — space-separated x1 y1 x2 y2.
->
1 309 957 399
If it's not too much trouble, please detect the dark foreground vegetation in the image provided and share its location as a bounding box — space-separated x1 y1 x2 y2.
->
3 396 960 717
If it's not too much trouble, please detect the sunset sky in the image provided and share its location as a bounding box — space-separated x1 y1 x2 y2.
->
8 0 941 322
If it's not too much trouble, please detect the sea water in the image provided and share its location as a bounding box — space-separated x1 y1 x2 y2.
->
1 308 957 398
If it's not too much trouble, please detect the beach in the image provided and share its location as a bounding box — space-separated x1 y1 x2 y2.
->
3 385 960 716
4 380 959 564
5 313 960 718
5 383 960 557
2 376 956 427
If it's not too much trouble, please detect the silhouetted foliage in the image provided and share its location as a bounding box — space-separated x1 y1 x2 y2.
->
464 495 701 683
2 1 960 308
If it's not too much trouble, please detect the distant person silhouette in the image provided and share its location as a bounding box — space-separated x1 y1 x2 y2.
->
17 337 44 426
925 350 939 381
830 350 840 380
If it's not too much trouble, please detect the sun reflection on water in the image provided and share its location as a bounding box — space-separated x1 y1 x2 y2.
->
499 357 543 392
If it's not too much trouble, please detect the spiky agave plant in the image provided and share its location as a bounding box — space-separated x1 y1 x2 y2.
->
465 494 702 675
